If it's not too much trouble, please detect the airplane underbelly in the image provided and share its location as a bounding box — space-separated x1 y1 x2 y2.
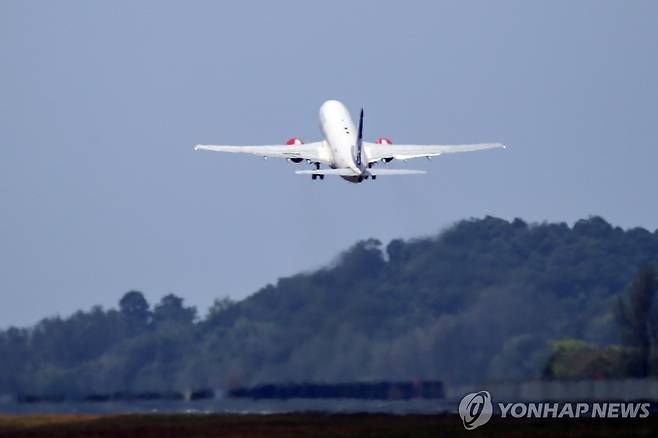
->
340 175 363 183
328 137 355 169
333 149 352 168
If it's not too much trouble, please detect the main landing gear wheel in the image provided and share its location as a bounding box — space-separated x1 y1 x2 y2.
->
312 174 317 180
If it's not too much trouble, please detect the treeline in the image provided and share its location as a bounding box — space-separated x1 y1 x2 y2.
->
543 264 658 379
1 216 658 396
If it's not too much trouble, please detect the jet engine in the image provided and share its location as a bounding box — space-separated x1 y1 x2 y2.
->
286 137 304 163
376 138 394 162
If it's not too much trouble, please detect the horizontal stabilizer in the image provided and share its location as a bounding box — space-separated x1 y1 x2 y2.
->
295 168 426 176
367 169 426 175
295 168 359 176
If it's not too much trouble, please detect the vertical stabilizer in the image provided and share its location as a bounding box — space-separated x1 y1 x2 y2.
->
356 109 364 166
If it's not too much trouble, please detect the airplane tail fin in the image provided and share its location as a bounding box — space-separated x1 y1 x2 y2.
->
356 108 364 166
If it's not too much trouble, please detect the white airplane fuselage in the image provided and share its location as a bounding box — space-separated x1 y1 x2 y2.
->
318 100 368 183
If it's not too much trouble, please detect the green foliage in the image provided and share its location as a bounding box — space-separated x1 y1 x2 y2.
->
615 265 658 377
2 216 658 395
153 294 197 326
542 340 635 380
119 290 150 334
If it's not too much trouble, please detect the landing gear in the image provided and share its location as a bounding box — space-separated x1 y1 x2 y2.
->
310 162 323 180
372 175 377 180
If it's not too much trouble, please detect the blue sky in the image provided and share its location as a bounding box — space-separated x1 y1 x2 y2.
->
1 1 657 326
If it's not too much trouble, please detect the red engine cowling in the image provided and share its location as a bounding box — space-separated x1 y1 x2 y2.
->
376 138 394 162
286 137 304 162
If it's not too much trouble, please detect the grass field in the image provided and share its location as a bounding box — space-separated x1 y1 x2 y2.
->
0 413 656 437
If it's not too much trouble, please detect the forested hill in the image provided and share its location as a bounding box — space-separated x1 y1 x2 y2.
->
2 216 657 396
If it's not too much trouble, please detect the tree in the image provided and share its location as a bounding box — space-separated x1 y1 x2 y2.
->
119 290 151 333
153 294 196 326
386 239 407 263
207 297 235 318
617 264 658 377
205 296 237 325
542 339 632 380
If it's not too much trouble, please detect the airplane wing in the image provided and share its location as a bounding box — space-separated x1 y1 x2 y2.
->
364 142 506 162
194 142 330 164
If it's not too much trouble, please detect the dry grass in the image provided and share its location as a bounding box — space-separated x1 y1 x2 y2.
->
0 413 655 437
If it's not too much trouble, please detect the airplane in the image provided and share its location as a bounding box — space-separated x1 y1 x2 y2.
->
194 100 505 183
